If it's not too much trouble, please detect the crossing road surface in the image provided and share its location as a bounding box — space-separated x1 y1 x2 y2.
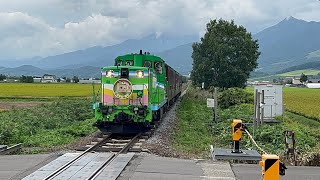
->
232 164 320 180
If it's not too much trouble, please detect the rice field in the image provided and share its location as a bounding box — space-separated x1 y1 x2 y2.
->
283 88 320 121
0 83 100 97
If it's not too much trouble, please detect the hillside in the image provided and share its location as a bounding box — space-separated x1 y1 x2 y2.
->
278 69 320 77
0 65 100 78
254 16 320 73
157 43 193 75
277 61 320 74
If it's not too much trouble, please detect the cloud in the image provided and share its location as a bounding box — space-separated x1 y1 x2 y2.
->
0 0 320 59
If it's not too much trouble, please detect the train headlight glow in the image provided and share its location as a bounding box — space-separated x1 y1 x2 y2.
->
136 70 144 78
106 70 113 78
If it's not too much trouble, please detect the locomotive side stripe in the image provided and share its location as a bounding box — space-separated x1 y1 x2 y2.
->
132 84 148 90
103 84 148 90
103 84 114 90
103 89 114 96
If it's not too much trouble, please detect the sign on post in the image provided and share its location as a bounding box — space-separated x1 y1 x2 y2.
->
207 98 215 107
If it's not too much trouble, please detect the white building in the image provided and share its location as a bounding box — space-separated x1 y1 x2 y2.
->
33 77 42 83
42 74 57 83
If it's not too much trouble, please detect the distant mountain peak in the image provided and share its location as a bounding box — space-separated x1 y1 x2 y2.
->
280 16 306 24
285 16 297 21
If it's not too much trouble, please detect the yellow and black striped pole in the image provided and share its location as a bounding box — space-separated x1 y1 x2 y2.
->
231 119 243 153
259 154 281 180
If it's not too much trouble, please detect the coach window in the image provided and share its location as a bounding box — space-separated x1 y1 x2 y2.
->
155 62 162 74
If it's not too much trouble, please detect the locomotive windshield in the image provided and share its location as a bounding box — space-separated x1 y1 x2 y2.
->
116 60 122 66
144 61 151 68
125 60 134 66
155 62 162 74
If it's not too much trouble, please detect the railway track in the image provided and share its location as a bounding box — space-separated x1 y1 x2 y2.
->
36 133 143 180
77 132 151 153
0 143 22 155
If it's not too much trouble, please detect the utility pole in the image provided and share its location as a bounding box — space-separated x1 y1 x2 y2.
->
214 87 218 122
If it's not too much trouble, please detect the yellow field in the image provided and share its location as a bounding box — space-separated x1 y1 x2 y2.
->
283 88 320 120
0 83 100 97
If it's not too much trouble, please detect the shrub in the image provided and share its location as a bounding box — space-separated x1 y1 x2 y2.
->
218 88 253 109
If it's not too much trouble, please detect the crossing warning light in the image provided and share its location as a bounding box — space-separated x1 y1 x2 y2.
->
259 154 286 180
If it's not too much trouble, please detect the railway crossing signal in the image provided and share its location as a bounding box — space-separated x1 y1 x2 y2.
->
231 119 243 153
212 119 286 179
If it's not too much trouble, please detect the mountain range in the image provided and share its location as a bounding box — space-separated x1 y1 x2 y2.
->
1 16 320 78
254 16 320 73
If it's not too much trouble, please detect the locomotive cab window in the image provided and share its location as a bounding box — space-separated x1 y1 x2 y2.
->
155 62 163 74
116 60 122 66
125 60 134 66
144 61 152 68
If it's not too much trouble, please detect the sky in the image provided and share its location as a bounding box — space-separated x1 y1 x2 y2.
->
0 0 320 60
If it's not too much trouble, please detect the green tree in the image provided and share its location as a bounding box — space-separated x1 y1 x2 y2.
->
20 75 34 83
0 74 6 81
191 19 260 89
300 73 308 84
72 76 79 83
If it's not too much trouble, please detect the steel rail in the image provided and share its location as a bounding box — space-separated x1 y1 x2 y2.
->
86 133 141 180
43 133 112 180
0 143 22 155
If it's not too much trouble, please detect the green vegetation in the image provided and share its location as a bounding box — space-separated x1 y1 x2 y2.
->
174 87 320 161
0 98 96 153
174 88 213 156
0 83 100 97
191 19 260 88
218 88 253 109
278 69 320 76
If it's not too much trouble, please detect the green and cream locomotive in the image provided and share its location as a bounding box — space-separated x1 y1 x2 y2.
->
94 50 182 133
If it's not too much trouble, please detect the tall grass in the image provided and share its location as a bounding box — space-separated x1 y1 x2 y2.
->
0 98 96 152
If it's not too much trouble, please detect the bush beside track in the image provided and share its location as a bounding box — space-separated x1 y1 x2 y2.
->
173 87 320 165
0 98 96 153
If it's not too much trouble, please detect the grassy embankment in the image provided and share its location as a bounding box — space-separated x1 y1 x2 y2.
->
0 83 100 153
173 87 320 163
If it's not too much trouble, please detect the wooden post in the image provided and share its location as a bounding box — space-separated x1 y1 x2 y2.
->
254 89 258 129
261 90 265 124
214 87 218 122
257 92 261 126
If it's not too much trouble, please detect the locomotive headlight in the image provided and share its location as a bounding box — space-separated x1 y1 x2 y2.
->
136 70 144 78
106 70 113 78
